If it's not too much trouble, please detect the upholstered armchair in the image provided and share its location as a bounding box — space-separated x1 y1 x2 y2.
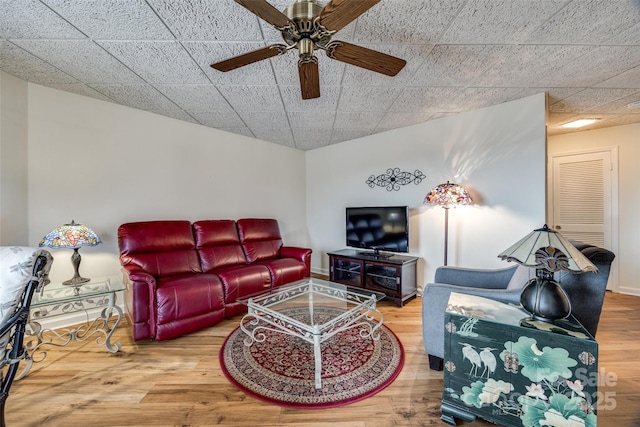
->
1 247 53 427
422 242 615 370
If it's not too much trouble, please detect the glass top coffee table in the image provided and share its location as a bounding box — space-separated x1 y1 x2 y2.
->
237 278 385 390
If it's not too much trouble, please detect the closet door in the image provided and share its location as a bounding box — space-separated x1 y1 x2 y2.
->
551 149 617 289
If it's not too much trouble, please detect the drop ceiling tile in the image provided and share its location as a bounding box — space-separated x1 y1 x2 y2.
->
376 111 435 130
0 0 85 39
340 43 433 87
331 128 373 143
190 110 245 128
89 84 178 111
148 0 263 41
586 92 640 114
596 66 640 89
218 85 284 111
338 86 402 112
184 41 278 86
98 41 208 84
474 45 593 88
250 128 295 148
353 0 466 44
287 111 336 130
390 87 468 113
42 0 173 39
292 127 333 150
47 83 115 102
605 22 640 45
217 126 254 138
535 46 640 88
148 109 198 124
237 110 289 129
525 1 640 44
333 111 385 130
0 40 78 84
280 85 340 112
455 87 526 112
155 84 232 112
549 88 640 113
410 45 506 87
11 40 144 84
440 0 566 44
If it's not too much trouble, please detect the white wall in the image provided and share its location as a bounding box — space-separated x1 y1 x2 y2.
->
24 84 307 284
548 123 640 296
0 71 29 245
306 93 547 289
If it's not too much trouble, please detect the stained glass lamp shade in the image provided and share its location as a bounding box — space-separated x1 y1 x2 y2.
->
39 220 101 286
498 224 597 321
424 181 472 265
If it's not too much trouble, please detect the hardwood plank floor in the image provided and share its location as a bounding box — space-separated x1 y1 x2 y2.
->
7 290 640 426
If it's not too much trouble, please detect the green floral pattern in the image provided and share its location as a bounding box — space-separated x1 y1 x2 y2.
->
500 336 577 382
519 394 596 427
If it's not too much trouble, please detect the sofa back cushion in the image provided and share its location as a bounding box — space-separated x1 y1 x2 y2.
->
237 218 283 263
193 220 247 272
118 221 201 277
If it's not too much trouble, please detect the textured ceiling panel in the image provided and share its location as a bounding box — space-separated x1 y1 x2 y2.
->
1 0 639 150
148 0 264 41
41 0 173 39
0 0 84 38
11 39 145 84
98 41 209 84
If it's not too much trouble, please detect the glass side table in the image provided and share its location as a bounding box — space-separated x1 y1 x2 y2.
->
17 277 125 379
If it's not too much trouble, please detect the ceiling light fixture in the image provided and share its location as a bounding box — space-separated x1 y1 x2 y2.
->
626 100 640 109
560 119 599 128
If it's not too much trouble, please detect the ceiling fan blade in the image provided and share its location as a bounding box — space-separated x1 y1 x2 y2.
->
234 0 293 28
318 0 381 32
298 58 320 100
211 45 286 72
326 41 406 76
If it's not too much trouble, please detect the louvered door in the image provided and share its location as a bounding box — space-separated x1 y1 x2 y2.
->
551 149 617 290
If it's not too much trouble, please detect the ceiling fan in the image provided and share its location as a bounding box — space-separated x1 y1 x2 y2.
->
210 0 407 99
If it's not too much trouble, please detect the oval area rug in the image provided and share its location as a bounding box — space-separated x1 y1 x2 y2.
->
219 306 404 409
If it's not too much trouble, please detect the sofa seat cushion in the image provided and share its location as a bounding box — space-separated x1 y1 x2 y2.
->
155 273 225 326
214 264 271 304
257 258 307 288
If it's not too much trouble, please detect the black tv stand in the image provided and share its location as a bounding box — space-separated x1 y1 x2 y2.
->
328 249 418 307
357 249 392 259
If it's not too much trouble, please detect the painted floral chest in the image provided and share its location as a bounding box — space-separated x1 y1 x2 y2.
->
441 293 598 427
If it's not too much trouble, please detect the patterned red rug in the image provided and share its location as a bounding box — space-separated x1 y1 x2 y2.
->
219 306 404 409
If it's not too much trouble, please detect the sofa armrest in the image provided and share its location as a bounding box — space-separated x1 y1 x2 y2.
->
422 283 522 361
280 246 312 276
434 265 517 289
121 266 158 341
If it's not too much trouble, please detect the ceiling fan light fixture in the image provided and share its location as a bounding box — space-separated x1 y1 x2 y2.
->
561 118 600 128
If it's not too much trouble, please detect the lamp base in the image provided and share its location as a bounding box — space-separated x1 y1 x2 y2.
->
520 277 571 321
62 277 90 286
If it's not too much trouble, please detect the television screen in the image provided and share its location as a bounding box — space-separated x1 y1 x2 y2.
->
346 206 409 254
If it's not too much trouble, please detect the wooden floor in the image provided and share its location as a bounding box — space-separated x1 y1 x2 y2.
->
7 291 640 427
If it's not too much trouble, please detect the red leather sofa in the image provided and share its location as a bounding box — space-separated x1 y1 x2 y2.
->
117 218 312 341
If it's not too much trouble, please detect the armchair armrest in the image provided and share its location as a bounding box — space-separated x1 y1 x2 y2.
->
434 265 518 289
280 246 312 276
422 282 523 363
121 266 158 341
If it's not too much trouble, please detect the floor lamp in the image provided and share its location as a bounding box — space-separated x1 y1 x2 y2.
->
425 181 472 265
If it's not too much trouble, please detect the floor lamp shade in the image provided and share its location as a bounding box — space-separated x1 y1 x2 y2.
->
39 220 101 286
424 181 472 266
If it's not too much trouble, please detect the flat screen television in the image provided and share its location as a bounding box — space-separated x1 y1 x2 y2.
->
345 206 409 256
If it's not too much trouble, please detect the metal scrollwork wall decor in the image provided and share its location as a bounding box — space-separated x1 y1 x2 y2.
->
366 168 426 191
